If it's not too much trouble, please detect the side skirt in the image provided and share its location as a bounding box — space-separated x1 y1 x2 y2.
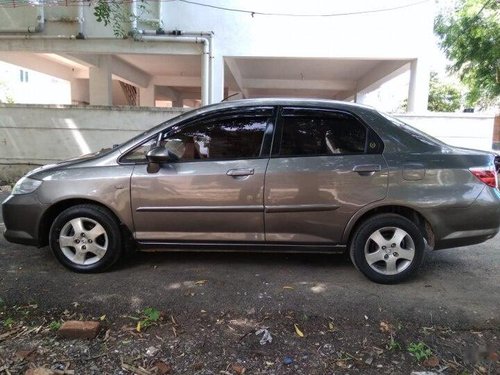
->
137 241 347 254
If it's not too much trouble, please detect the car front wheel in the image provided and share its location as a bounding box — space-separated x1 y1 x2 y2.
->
49 204 122 272
350 213 425 284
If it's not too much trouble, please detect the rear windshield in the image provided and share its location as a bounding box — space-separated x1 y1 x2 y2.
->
380 113 446 147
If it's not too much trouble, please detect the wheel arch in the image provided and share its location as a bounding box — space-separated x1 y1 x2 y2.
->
343 204 435 249
38 198 133 247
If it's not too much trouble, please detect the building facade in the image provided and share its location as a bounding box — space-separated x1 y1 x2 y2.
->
0 0 434 110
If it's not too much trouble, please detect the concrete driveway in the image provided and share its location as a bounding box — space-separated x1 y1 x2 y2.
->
1 191 499 329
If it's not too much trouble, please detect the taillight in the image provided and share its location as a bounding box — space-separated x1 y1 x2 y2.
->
469 167 498 188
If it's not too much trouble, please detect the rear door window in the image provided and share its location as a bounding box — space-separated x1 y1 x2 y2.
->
277 108 378 156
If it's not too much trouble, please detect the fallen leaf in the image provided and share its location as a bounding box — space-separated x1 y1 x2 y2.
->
25 368 54 375
231 363 246 374
336 360 348 368
99 315 106 321
328 321 335 331
422 356 439 367
122 363 151 375
379 321 393 333
136 321 142 332
488 351 498 361
152 360 172 375
193 362 203 370
15 348 36 361
195 280 207 285
294 323 304 337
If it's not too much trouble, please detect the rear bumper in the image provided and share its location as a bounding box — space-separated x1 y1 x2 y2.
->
1 193 47 247
425 187 500 250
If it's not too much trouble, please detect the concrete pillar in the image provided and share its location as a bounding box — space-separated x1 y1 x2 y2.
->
211 55 224 104
71 78 89 105
89 55 112 106
408 59 430 113
172 97 183 108
139 84 156 107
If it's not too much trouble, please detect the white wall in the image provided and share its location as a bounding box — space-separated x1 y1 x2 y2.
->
164 0 434 59
0 105 184 164
397 113 495 151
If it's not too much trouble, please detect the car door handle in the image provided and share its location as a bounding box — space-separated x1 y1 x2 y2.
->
352 164 382 175
226 168 255 177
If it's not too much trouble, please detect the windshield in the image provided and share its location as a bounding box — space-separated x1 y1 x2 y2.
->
380 112 446 147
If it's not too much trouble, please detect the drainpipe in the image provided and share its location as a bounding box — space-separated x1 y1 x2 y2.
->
138 30 214 104
140 35 212 106
131 0 138 32
0 3 44 33
77 2 85 39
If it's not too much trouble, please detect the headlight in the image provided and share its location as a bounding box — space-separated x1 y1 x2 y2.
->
12 177 42 195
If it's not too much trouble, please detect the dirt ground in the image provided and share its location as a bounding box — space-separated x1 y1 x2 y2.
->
0 304 498 375
0 190 499 374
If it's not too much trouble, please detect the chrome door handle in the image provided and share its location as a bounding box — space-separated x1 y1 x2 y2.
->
352 164 382 175
226 168 255 177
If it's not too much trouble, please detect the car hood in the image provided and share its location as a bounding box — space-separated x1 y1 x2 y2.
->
27 149 116 180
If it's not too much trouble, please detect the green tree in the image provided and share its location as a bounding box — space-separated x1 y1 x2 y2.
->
435 0 499 108
428 72 462 112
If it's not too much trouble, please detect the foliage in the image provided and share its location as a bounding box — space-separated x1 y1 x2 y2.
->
435 0 500 108
92 0 148 38
428 72 462 112
386 336 402 351
0 80 14 104
136 307 161 331
3 317 15 328
407 341 432 361
49 320 62 331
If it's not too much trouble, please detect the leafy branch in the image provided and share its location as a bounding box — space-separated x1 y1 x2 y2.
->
92 0 149 38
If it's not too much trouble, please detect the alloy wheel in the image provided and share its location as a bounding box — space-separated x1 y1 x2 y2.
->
364 226 415 275
58 217 109 265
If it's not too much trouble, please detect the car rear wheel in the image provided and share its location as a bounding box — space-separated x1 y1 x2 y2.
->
349 214 425 284
49 204 122 272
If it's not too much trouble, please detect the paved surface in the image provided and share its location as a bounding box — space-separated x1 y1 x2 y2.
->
1 191 499 329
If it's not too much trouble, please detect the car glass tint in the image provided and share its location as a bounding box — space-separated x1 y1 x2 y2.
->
162 116 268 161
380 112 445 147
280 112 367 156
121 138 157 163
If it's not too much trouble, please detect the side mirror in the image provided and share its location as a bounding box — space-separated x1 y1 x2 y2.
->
146 146 178 173
146 146 174 163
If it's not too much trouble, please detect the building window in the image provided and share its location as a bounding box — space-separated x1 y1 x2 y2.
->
19 70 29 83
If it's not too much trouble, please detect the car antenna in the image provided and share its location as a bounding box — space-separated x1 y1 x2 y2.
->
221 92 240 102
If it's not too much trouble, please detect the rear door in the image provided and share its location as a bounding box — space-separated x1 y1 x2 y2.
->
264 107 388 244
127 107 275 243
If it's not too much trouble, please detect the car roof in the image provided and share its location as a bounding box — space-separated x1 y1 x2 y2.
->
206 98 376 112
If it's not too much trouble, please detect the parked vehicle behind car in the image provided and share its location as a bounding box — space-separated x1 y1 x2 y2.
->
2 99 500 283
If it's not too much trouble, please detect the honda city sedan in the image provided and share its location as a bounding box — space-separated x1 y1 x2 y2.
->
2 99 500 283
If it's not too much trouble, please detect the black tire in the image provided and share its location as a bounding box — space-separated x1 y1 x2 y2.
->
349 213 425 284
49 204 123 272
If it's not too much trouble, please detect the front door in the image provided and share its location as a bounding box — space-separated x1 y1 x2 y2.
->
264 107 388 244
129 108 274 242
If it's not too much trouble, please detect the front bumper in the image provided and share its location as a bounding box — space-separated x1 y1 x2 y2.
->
1 193 48 247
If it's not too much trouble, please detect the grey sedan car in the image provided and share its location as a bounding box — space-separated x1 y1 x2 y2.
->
2 99 500 283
